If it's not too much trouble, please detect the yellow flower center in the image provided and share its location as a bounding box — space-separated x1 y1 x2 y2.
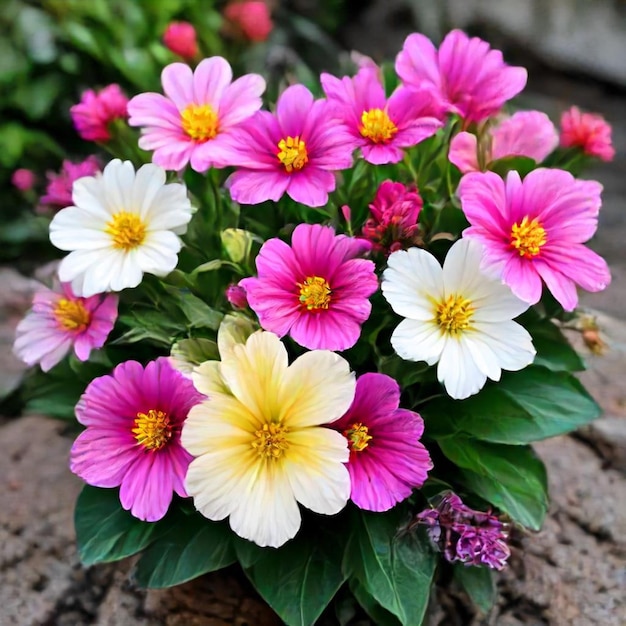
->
277 135 308 173
360 108 398 144
53 298 90 332
298 276 331 311
105 211 147 251
132 409 172 451
510 216 547 259
252 422 289 460
344 422 372 452
436 294 474 335
181 104 219 142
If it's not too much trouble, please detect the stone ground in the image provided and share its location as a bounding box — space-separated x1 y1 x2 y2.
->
2 35 626 626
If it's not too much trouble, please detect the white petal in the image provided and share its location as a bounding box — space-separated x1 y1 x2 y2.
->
131 162 166 218
72 175 112 220
461 332 503 381
437 337 487 400
473 320 536 372
49 208 110 251
442 238 487 297
284 428 350 515
277 350 355 427
382 248 444 320
470 279 531 322
390 318 445 365
144 183 193 231
101 159 136 213
191 361 230 397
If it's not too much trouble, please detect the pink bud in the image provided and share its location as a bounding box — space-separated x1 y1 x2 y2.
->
560 106 615 162
39 156 101 212
12 168 36 192
224 1 273 43
226 283 248 309
70 84 128 143
340 204 352 223
163 21 198 60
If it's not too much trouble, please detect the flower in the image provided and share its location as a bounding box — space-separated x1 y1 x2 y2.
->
70 358 204 521
381 238 535 400
49 159 193 297
240 223 378 351
224 84 356 207
12 168 36 191
560 106 615 162
163 21 198 60
182 330 355 548
331 373 432 512
127 57 265 172
320 66 442 165
395 29 527 125
39 156 101 211
361 180 423 254
223 1 273 42
70 84 128 142
459 169 611 310
449 111 558 173
13 281 118 372
225 283 248 309
418 492 510 570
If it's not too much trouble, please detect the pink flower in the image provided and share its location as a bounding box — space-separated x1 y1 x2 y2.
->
70 358 204 521
396 29 527 125
449 111 558 173
226 283 248 309
225 85 355 207
163 21 198 60
70 84 128 142
239 223 378 351
127 57 265 172
12 168 36 191
13 282 118 372
332 373 432 512
459 169 611 311
320 67 442 164
560 106 615 162
361 180 423 254
39 156 101 211
224 1 273 42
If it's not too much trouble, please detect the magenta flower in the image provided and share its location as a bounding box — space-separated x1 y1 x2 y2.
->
332 373 432 512
127 57 265 172
70 84 128 142
224 1 273 43
39 156 101 211
418 492 510 570
560 106 615 162
361 180 423 254
225 84 356 207
239 223 378 351
70 357 204 522
163 21 198 60
395 29 527 125
449 111 558 173
320 67 442 164
459 169 611 310
12 168 36 192
13 282 118 372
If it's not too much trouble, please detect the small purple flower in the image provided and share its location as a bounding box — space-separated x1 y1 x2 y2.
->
418 492 511 570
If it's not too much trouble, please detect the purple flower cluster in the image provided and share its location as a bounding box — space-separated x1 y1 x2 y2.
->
418 492 510 570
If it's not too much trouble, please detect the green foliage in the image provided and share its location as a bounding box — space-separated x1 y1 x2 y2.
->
453 565 497 614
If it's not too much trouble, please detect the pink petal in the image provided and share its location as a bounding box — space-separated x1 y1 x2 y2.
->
449 132 480 173
276 85 313 138
285 168 336 207
161 62 194 111
218 73 266 128
226 168 289 204
193 56 233 105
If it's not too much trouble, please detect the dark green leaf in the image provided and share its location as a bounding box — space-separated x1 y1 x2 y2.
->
453 565 496 614
134 513 235 588
423 367 600 444
490 156 536 178
75 486 164 566
438 438 548 529
245 533 346 626
344 507 436 625
350 579 402 626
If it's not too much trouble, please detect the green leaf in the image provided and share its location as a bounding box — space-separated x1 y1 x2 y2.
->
423 367 600 444
245 533 346 626
176 291 223 330
490 156 536 178
133 513 235 588
75 486 164 566
453 565 496 614
344 507 437 625
438 438 548 529
523 311 585 372
350 579 402 626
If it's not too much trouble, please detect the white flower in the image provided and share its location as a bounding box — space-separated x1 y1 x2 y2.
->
182 330 354 548
381 238 536 400
49 159 193 297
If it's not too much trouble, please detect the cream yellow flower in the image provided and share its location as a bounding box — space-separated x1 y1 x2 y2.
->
182 330 355 548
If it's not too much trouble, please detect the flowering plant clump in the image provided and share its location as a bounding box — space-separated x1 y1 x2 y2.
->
13 24 613 626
